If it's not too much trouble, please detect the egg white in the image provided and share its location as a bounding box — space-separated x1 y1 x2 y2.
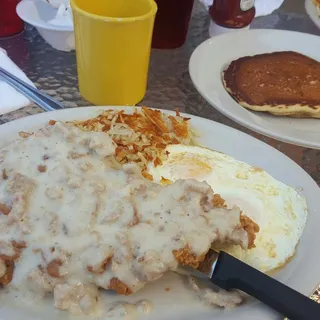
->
148 145 308 273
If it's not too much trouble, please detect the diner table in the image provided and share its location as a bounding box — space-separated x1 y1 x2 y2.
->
0 0 319 185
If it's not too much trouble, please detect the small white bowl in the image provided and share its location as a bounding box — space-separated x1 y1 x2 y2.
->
16 0 75 52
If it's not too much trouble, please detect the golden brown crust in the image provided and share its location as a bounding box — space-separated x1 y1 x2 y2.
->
47 259 63 278
0 202 11 215
213 194 258 249
0 260 14 286
1 169 8 180
37 165 47 173
240 215 260 248
160 177 172 186
223 51 320 117
87 256 113 275
0 241 26 286
141 171 154 181
0 241 26 261
173 247 206 269
108 278 132 295
172 213 258 270
212 194 227 208
11 240 27 250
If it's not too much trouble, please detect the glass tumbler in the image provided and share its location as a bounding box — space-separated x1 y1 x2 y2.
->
152 0 194 49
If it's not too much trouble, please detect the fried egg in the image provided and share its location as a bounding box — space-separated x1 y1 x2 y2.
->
147 145 308 273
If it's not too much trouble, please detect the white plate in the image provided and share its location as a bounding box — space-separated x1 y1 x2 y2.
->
16 0 74 52
0 107 319 320
189 29 320 149
306 0 320 30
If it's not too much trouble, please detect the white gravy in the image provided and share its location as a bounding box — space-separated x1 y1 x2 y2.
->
188 276 243 308
106 300 152 320
0 122 250 316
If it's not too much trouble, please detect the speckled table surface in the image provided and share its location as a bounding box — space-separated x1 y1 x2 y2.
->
0 0 319 184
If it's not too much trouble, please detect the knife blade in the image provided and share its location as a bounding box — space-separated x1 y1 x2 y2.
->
180 249 320 320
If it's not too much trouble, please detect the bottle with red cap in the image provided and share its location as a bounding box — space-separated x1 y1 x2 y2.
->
208 0 256 37
152 0 195 49
0 0 24 38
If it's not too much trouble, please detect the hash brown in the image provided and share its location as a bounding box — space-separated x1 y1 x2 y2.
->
72 107 192 180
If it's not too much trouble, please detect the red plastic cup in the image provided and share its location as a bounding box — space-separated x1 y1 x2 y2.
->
0 0 24 38
152 0 194 49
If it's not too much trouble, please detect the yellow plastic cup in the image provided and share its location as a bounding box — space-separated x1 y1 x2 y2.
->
71 0 157 106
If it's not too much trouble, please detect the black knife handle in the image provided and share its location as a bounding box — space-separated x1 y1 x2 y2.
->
212 251 320 320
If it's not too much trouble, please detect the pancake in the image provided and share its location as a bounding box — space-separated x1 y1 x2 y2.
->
223 51 320 118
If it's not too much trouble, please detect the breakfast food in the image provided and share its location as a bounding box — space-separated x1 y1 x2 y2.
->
223 51 320 118
313 0 320 15
0 121 258 315
148 145 308 273
73 107 192 180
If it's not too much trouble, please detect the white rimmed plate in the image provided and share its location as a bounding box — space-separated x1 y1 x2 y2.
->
189 29 320 149
306 0 320 30
0 106 319 320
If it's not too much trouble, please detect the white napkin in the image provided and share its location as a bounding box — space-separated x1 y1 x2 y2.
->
0 48 35 116
200 0 284 17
